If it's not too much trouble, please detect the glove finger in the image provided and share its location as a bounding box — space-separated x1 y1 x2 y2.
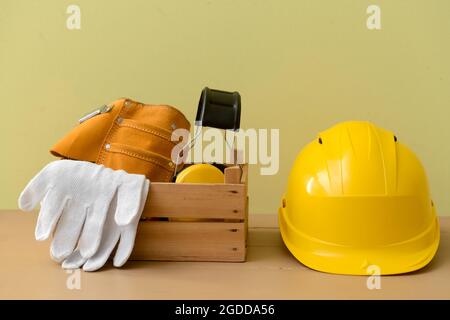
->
82 198 121 272
18 165 53 211
83 227 121 272
113 224 139 267
50 204 87 263
83 233 120 272
35 191 68 241
113 180 149 267
62 250 87 269
115 175 148 226
78 198 112 259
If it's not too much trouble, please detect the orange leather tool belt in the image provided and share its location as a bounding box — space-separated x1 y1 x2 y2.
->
50 98 191 182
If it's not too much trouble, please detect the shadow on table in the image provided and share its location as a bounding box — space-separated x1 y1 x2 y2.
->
112 226 448 276
407 230 449 276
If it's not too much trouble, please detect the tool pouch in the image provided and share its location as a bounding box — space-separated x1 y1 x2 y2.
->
50 98 191 182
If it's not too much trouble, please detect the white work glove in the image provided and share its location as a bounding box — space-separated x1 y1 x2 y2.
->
62 179 149 271
18 160 149 269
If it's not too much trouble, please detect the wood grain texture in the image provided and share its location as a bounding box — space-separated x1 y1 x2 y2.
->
136 164 248 261
224 165 242 184
141 182 247 219
132 221 246 262
240 164 248 184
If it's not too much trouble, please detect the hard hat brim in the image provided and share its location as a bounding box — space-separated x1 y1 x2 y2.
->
278 206 440 275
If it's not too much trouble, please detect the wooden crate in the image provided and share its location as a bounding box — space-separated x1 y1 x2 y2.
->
131 165 248 262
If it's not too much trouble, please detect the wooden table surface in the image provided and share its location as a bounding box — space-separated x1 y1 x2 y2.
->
0 210 448 299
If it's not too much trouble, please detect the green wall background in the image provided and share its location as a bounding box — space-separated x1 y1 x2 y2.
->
1 0 449 215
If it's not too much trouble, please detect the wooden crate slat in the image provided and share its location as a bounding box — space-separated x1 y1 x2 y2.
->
224 165 242 184
132 221 246 262
240 164 248 185
141 183 247 219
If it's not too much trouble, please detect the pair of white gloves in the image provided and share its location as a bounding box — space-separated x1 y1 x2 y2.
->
18 160 150 271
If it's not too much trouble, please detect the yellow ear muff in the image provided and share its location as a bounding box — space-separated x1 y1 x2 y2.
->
175 164 224 183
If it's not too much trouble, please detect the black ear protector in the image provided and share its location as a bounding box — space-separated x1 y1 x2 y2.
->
172 87 242 181
196 87 241 131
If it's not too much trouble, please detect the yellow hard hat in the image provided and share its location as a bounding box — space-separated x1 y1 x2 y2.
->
175 164 224 183
279 121 440 275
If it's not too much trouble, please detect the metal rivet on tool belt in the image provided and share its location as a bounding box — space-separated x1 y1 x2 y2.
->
168 162 174 168
105 144 111 150
171 123 177 130
116 117 123 124
124 101 131 107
